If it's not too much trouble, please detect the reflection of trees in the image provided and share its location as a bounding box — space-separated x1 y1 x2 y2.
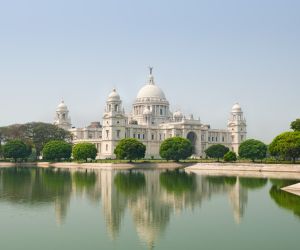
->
159 170 196 195
114 172 145 196
5 167 300 247
0 167 72 225
72 171 101 204
42 168 72 194
73 171 96 191
239 177 268 189
0 167 32 202
270 179 299 189
270 185 300 218
206 176 237 186
41 169 72 224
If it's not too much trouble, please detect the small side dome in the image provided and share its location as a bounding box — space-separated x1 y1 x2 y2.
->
232 103 242 112
173 110 183 119
143 107 152 115
57 100 68 111
108 88 120 101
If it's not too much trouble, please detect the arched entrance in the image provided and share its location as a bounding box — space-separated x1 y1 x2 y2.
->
187 131 197 154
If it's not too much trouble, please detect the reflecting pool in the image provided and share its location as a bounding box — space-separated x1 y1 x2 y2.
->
0 167 300 250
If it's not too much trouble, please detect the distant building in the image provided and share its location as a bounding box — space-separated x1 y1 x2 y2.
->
54 69 247 159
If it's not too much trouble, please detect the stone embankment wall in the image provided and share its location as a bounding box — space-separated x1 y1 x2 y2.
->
0 161 190 170
185 163 300 179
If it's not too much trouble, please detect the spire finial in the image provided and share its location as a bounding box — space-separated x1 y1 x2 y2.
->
149 66 153 75
148 66 155 85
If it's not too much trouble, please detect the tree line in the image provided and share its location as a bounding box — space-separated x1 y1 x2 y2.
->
1 118 300 163
204 118 300 163
0 122 72 159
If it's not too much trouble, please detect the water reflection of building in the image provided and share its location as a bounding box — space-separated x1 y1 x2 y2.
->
228 177 248 224
0 168 264 247
55 196 70 226
99 170 127 239
129 171 171 249
98 170 250 247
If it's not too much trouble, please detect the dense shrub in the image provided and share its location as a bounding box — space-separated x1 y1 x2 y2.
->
42 140 72 161
269 131 300 163
159 137 193 162
3 140 32 162
205 144 229 161
238 139 267 162
73 143 97 162
114 138 146 162
224 151 237 162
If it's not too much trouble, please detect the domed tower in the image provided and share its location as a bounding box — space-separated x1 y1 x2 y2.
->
227 103 247 154
173 111 183 122
102 89 126 158
54 100 72 130
132 68 170 125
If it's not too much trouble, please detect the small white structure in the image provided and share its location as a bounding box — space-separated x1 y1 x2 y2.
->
54 100 72 131
54 69 247 159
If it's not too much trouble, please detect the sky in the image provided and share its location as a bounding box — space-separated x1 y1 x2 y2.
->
0 0 299 143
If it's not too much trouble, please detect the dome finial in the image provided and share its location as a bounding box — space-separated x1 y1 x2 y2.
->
148 66 155 85
149 66 153 75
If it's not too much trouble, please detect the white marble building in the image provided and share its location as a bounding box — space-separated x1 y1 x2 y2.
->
54 69 247 159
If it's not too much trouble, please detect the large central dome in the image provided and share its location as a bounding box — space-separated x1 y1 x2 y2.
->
136 72 166 101
137 84 166 100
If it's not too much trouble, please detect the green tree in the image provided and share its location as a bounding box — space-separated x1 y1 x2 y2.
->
3 140 32 162
114 138 146 162
159 137 193 162
42 140 72 162
0 122 72 158
205 144 229 161
72 143 97 162
224 151 237 162
25 122 72 157
238 139 267 162
269 131 300 163
291 119 300 131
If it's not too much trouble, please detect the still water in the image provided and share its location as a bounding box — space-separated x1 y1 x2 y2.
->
0 167 300 250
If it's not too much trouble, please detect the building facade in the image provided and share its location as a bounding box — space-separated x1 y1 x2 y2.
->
54 69 247 159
